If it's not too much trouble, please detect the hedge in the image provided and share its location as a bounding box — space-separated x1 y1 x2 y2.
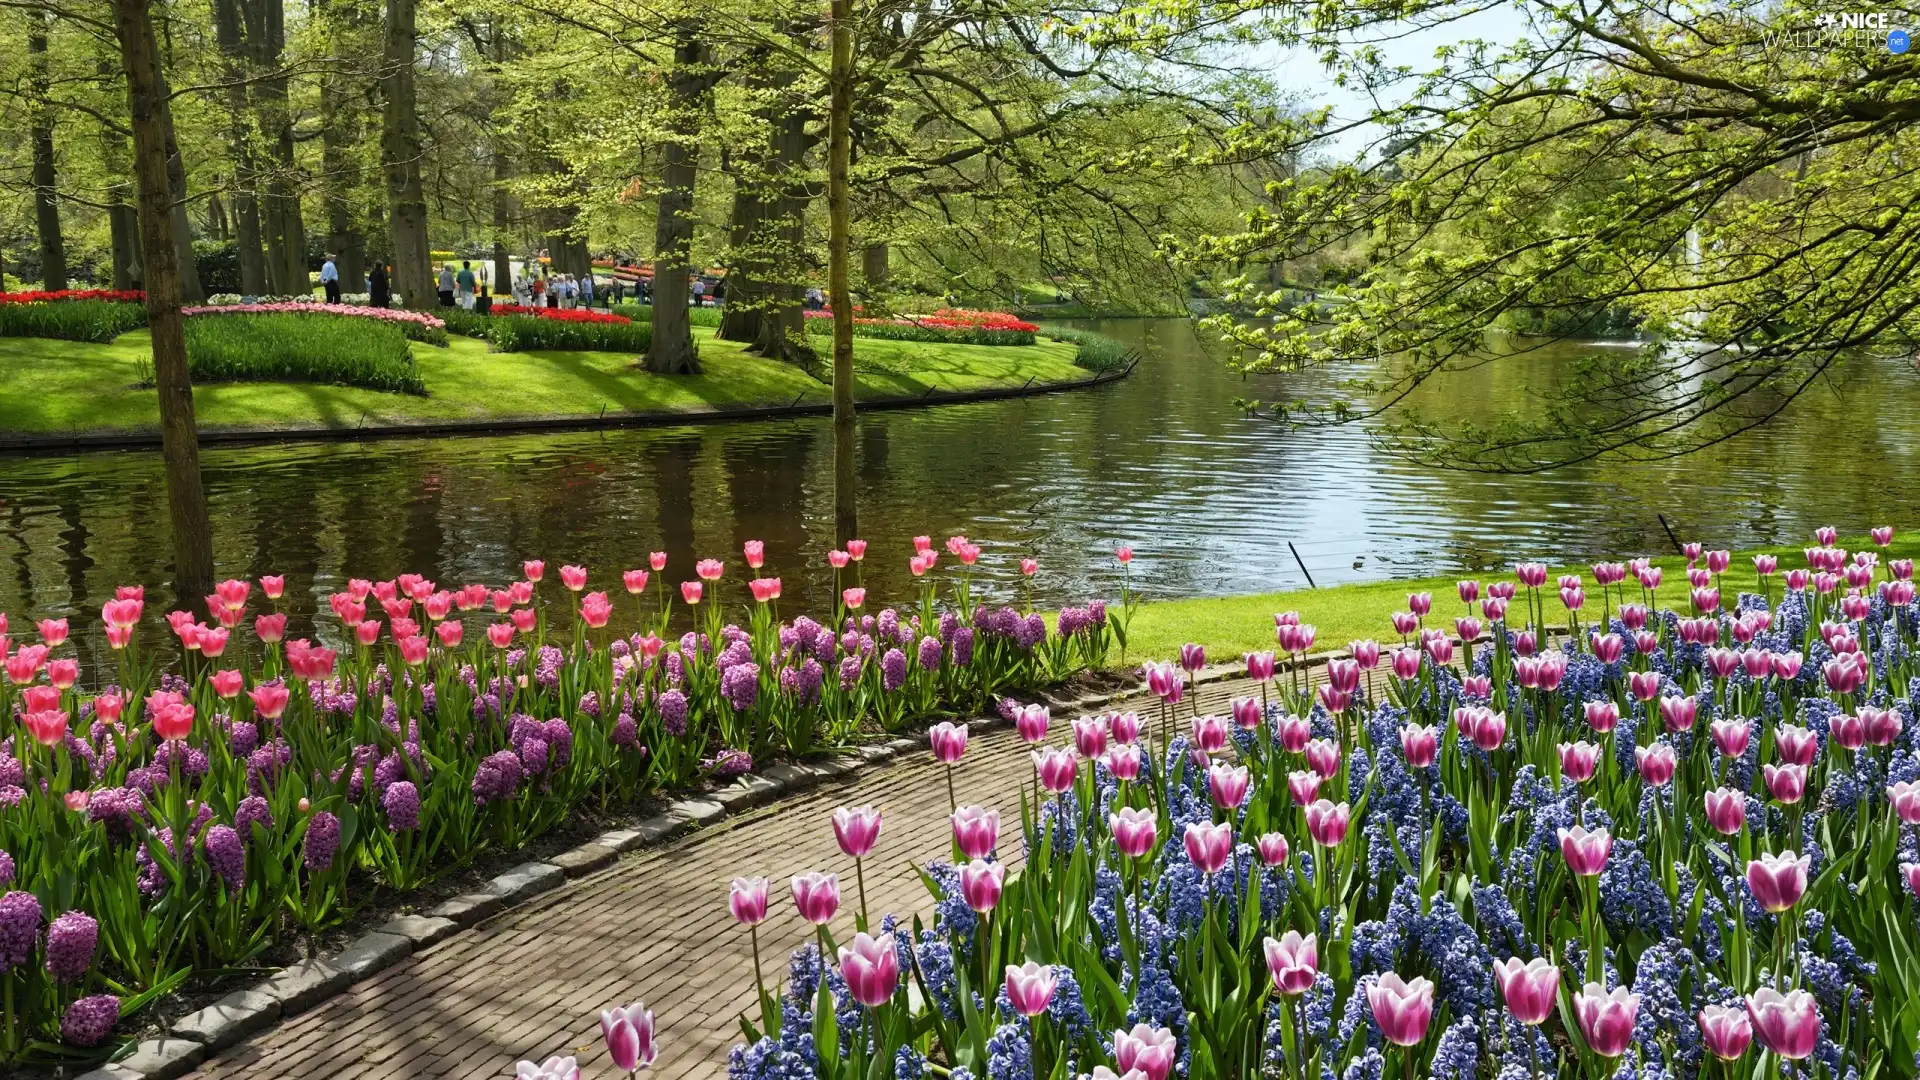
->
1044 327 1131 372
184 313 427 394
0 299 148 342
484 314 653 353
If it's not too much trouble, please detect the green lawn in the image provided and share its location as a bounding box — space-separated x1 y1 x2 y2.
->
0 326 1089 437
1111 529 1920 663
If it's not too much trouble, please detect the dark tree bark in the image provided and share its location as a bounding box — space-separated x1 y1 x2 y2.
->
484 18 514 293
644 26 710 374
112 0 215 610
163 104 206 303
95 60 143 290
382 0 433 309
248 0 306 294
29 15 68 292
828 0 856 543
212 0 267 294
316 0 366 286
861 242 888 303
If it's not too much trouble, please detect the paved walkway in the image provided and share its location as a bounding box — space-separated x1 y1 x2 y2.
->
189 678 1260 1080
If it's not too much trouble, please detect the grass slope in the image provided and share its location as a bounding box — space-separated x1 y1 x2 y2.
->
0 327 1088 437
1111 530 1920 663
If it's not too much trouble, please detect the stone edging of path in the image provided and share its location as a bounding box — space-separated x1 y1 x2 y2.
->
77 654 1295 1080
0 363 1135 456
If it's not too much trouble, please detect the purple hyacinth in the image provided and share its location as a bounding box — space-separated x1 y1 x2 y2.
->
0 755 21 788
0 849 12 889
611 712 639 747
0 786 24 810
722 662 761 711
44 910 99 983
952 626 975 667
61 994 119 1047
543 718 573 770
383 781 421 831
302 811 341 873
227 719 259 757
202 825 246 892
473 749 524 805
0 890 44 972
781 659 824 706
840 655 864 691
234 794 273 844
658 689 689 736
917 636 943 672
882 648 908 691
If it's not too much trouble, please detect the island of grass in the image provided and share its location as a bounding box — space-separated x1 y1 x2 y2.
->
0 322 1119 442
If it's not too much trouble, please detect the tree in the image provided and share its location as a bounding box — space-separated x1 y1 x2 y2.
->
212 0 268 293
1175 0 1920 471
111 0 214 608
827 0 856 542
644 21 716 375
28 8 67 291
381 0 433 310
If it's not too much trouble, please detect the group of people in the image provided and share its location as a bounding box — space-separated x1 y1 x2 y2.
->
318 253 393 308
511 271 597 309
309 253 760 312
438 262 484 309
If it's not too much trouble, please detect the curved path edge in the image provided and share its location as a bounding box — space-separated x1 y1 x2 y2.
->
0 363 1135 457
69 654 1297 1080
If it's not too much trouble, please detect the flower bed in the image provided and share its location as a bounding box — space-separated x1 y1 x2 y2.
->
0 289 146 304
0 536 1119 1064
0 294 147 342
805 307 1039 346
184 301 449 346
184 313 429 394
482 312 652 354
490 304 634 325
601 527 1915 1080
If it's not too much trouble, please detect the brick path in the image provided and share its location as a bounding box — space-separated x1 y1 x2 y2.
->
189 678 1260 1080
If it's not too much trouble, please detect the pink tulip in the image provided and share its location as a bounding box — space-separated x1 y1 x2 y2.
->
1115 544 1133 564
1325 657 1360 694
1305 800 1350 847
1033 748 1079 794
679 581 703 605
1306 738 1342 778
959 858 1005 912
1829 712 1867 751
1697 1005 1753 1061
1400 724 1438 769
729 876 769 925
1481 596 1508 622
1103 745 1143 782
1191 715 1228 755
790 872 840 924
747 578 781 603
1018 558 1038 577
1657 695 1698 732
1110 711 1141 744
600 1002 656 1073
832 805 883 858
1635 743 1677 786
1207 763 1250 809
1628 670 1663 702
1704 788 1747 835
1774 724 1818 766
1390 647 1421 680
828 550 851 569
622 569 649 595
1110 807 1158 859
1230 696 1263 730
1245 651 1276 681
696 559 724 581
1457 580 1480 604
1558 825 1612 876
1746 989 1820 1060
1455 616 1482 643
1583 700 1619 734
94 693 124 724
952 806 1000 859
1005 961 1058 1016
1423 634 1455 666
1183 820 1233 874
559 565 589 591
488 622 515 649
1264 931 1318 995
1746 851 1809 912
1589 632 1623 664
511 608 538 634
1256 832 1289 867
1709 718 1750 758
1315 685 1351 714
842 587 866 610
1470 710 1507 752
1903 862 1920 898
1575 984 1641 1058
1073 716 1110 759
435 620 464 648
1349 639 1380 668
838 932 899 1007
929 722 968 763
1862 706 1903 746
23 710 67 746
1390 611 1418 636
1764 763 1808 804
1179 643 1205 673
1014 703 1050 743
1515 562 1547 587
1559 741 1600 783
1494 957 1560 1025
844 539 866 561
516 1056 578 1080
1276 714 1311 753
1287 770 1323 806
259 574 284 599
1367 973 1435 1046
1888 780 1920 825
1112 1025 1177 1080
523 560 545 583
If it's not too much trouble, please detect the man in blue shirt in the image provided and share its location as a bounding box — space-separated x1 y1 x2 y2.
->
320 254 340 303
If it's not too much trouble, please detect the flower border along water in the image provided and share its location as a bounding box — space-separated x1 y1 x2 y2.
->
0 535 1119 1065
637 525 1919 1080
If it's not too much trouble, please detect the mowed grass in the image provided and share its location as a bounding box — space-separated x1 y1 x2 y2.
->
0 326 1088 437
1101 529 1920 664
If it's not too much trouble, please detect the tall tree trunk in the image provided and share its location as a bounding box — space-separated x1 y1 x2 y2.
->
644 26 707 374
828 0 856 544
486 17 513 294
112 0 215 610
164 111 206 302
861 242 888 304
252 0 307 294
715 164 769 344
316 0 365 287
382 0 433 309
96 60 143 290
211 0 266 293
752 105 816 363
29 16 68 292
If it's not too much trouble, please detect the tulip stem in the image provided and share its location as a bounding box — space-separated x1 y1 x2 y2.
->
750 924 769 1022
856 858 870 930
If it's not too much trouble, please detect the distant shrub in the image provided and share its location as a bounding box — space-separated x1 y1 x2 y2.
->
1044 327 1131 372
0 298 147 342
184 313 427 394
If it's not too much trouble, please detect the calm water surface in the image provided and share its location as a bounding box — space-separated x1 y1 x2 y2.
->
2 318 1915 634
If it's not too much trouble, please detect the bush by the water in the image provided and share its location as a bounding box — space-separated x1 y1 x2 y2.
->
484 313 653 353
0 297 148 342
185 313 427 394
1046 326 1131 371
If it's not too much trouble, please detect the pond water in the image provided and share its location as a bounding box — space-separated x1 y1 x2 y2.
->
2 318 1916 633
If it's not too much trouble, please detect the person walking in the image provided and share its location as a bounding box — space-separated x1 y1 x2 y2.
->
580 272 595 307
320 254 341 303
437 263 456 307
691 278 706 307
369 261 391 308
456 260 477 310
